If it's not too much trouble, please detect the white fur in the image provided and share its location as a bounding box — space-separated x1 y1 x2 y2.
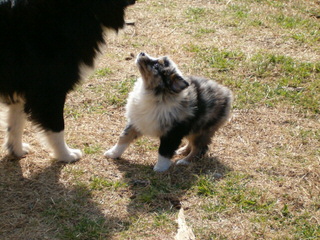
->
154 154 172 172
104 143 128 159
176 158 190 165
44 131 82 162
125 78 194 137
5 102 30 157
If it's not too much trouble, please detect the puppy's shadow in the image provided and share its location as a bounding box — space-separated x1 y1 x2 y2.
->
113 154 231 215
0 156 128 239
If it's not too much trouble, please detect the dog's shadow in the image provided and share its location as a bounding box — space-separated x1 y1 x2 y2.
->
113 154 231 215
0 154 230 238
0 156 128 239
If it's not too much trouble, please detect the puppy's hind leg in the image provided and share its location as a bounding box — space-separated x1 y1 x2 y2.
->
176 141 192 156
176 132 212 166
5 103 30 158
104 124 141 159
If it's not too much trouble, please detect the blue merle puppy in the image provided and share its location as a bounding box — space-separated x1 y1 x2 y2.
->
104 52 233 172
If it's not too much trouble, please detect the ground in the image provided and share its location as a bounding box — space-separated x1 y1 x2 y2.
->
0 0 319 239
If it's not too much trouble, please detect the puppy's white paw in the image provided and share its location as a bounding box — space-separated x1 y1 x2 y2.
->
154 155 172 172
176 158 190 165
153 161 172 172
54 148 82 163
104 144 127 159
104 149 120 159
9 143 31 158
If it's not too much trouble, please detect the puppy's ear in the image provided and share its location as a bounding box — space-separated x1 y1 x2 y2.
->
170 75 189 93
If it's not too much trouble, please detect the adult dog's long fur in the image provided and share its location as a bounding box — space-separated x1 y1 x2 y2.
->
105 52 233 172
0 0 135 161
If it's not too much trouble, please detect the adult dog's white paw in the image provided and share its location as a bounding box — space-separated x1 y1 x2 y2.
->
45 131 82 163
153 155 172 172
54 148 82 163
8 143 31 158
176 158 190 165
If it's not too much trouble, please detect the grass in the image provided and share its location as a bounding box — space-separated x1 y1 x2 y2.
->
104 77 136 107
188 45 320 113
1 0 320 239
89 176 127 191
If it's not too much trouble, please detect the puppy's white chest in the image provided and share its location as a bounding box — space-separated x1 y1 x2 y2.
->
125 79 190 137
127 99 173 136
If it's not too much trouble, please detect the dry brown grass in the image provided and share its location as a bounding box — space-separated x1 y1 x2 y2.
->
1 0 320 239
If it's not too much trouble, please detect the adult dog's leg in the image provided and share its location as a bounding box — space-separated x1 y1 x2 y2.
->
104 124 141 159
5 103 30 157
45 130 82 162
26 92 82 162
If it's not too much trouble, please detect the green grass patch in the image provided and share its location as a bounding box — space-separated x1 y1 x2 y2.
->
89 176 127 191
187 44 320 113
227 4 250 19
270 12 320 44
194 175 216 197
185 7 207 22
187 44 244 72
60 217 109 240
152 212 173 228
105 77 136 107
197 171 320 239
134 138 158 151
135 178 173 204
274 14 306 29
63 166 86 179
198 172 276 216
84 144 102 155
92 67 113 78
41 185 111 239
293 215 320 239
247 53 320 113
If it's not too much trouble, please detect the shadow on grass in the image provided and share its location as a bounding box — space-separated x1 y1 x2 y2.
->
0 156 128 240
113 155 231 215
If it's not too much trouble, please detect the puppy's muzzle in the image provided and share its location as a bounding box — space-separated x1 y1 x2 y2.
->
136 52 150 65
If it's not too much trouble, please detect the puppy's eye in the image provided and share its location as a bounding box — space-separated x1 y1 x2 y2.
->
164 59 170 67
153 63 160 70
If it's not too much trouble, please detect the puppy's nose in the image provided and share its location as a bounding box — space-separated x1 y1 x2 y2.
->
139 52 146 57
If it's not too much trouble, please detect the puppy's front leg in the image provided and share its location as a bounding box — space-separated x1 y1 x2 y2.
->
155 132 184 172
104 124 141 159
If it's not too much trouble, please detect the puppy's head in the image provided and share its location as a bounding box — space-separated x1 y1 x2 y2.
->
136 52 189 95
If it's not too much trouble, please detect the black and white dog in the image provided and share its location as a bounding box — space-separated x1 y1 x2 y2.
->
0 0 135 162
105 53 233 172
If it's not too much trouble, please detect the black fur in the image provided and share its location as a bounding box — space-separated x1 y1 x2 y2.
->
0 0 135 132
